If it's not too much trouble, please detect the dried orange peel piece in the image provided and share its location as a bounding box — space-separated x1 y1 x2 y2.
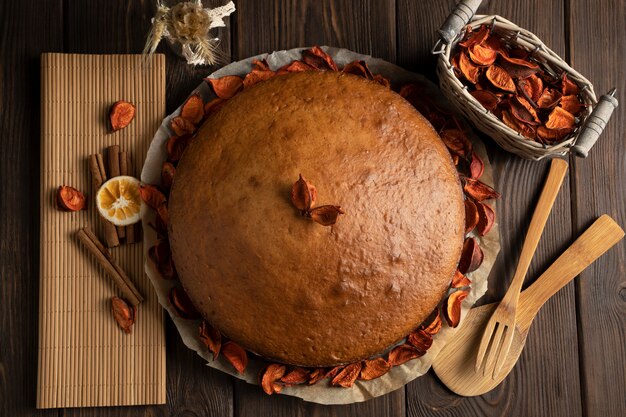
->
96 176 144 226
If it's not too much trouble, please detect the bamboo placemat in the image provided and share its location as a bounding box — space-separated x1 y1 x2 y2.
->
38 54 166 408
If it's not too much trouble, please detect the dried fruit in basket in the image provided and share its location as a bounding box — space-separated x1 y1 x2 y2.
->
451 24 587 145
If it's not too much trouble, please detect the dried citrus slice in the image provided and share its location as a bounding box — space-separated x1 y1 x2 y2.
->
96 176 144 226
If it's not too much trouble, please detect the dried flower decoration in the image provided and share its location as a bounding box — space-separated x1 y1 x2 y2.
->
291 174 344 226
143 0 236 66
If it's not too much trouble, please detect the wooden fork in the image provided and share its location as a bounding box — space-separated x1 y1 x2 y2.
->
474 158 568 379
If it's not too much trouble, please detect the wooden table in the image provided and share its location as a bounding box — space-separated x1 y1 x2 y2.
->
2 0 624 416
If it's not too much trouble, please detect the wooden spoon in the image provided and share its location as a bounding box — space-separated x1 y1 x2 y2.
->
432 214 624 396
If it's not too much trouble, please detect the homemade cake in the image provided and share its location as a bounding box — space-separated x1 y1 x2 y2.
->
168 70 465 367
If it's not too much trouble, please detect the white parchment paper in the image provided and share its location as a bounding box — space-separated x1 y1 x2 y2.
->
141 46 501 404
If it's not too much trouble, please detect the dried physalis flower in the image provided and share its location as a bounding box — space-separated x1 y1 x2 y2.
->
509 96 540 125
168 286 200 319
469 43 497 66
109 100 136 131
486 65 516 93
561 73 580 95
359 358 391 381
469 151 484 179
204 98 226 118
301 46 338 71
459 52 480 84
502 109 537 139
166 135 193 163
343 60 373 79
463 178 500 201
199 320 222 359
407 329 433 354
458 237 484 274
470 90 500 111
139 184 166 209
559 95 584 114
180 94 204 125
459 25 489 49
260 363 287 395
440 128 472 158
56 185 86 211
537 88 562 109
464 199 479 235
243 66 277 88
148 239 177 280
443 290 469 328
451 269 471 288
476 202 495 236
388 343 421 366
420 308 443 336
308 368 327 385
111 296 135 334
331 362 362 388
277 60 314 74
221 341 248 374
206 75 244 99
546 106 576 130
291 175 344 226
517 74 543 104
536 126 570 143
373 74 391 88
497 54 539 79
308 205 345 226
280 367 310 386
161 161 176 191
171 116 197 136
291 174 317 212
324 366 343 380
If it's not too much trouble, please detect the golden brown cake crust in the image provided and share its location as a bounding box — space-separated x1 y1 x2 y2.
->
168 71 465 367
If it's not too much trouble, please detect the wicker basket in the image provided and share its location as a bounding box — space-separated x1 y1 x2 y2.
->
435 13 598 160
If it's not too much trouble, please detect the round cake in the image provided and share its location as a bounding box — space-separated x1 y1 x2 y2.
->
168 71 465 367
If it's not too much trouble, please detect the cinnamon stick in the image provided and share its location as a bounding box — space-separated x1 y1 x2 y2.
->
121 151 137 244
88 154 119 248
76 226 143 306
96 153 107 181
107 145 125 240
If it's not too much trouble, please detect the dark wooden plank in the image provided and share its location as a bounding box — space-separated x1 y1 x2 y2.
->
0 0 63 416
232 0 403 415
234 0 395 62
60 1 234 416
398 1 583 416
567 0 626 416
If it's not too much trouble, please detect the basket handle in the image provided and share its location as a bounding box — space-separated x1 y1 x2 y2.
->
436 0 483 46
571 89 618 158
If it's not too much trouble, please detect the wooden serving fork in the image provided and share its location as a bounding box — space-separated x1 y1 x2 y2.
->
474 158 568 378
434 215 624 395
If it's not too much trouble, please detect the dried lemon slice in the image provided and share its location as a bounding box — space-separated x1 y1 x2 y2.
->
96 176 144 226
